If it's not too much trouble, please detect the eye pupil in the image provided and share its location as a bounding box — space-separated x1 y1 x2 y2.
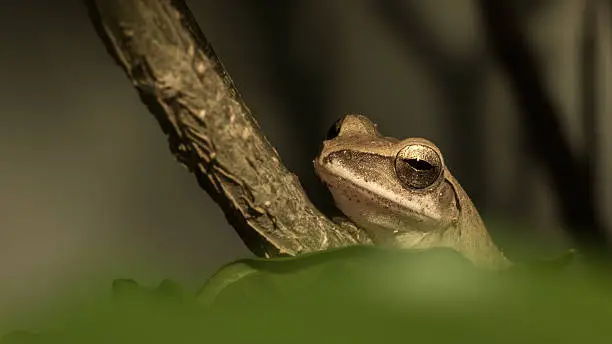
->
407 158 433 171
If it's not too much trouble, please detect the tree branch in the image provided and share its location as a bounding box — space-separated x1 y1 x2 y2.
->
84 0 370 258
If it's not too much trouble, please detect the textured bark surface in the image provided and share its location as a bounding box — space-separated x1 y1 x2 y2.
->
84 0 371 257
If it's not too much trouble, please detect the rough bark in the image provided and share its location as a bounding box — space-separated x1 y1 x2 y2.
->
84 0 370 258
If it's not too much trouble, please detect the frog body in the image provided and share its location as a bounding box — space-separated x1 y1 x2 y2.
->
314 115 511 269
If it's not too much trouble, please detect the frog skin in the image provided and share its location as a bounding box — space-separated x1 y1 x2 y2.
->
314 115 511 269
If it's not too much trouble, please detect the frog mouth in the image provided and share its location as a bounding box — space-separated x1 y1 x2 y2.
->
321 173 442 224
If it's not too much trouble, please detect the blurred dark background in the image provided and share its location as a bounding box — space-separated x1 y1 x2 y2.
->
0 0 610 326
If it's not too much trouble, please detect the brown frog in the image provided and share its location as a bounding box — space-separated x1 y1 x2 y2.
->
314 115 511 269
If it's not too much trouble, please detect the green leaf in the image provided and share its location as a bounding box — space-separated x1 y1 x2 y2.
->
4 246 611 344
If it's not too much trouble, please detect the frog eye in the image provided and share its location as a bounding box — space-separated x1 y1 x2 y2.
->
395 144 443 189
326 117 345 140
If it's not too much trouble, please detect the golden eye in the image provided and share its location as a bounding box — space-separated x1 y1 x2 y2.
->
395 144 443 189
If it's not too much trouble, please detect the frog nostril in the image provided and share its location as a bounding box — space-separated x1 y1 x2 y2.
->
407 158 433 171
